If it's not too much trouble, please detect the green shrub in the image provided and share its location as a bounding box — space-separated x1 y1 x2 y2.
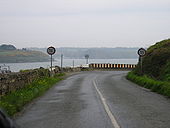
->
160 61 170 81
127 71 170 97
19 69 31 72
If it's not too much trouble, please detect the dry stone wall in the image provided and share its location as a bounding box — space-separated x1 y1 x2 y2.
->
0 68 50 96
0 67 82 96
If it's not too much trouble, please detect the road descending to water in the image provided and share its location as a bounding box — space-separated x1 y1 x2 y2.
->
16 71 170 128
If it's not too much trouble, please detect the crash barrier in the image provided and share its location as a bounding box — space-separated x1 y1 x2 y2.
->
89 63 136 69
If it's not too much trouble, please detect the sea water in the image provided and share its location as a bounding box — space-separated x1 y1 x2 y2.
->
0 59 138 72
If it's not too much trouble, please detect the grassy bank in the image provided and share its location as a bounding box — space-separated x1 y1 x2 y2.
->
126 72 170 97
0 73 65 116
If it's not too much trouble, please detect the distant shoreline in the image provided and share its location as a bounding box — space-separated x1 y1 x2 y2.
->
0 58 138 63
0 59 138 72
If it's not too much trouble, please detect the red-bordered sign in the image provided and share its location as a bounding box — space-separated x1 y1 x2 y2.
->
47 46 56 55
138 48 146 57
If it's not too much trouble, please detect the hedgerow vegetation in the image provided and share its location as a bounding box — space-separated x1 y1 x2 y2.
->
134 39 170 80
127 72 170 97
0 73 65 116
127 39 170 97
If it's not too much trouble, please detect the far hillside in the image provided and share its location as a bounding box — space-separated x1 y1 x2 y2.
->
0 44 16 50
29 47 139 59
0 44 49 63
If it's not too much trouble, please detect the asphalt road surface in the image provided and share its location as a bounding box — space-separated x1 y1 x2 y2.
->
15 71 170 128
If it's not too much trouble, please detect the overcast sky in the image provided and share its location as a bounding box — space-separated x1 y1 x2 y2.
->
0 0 170 48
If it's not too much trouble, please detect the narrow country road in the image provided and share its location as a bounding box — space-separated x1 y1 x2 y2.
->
15 71 170 128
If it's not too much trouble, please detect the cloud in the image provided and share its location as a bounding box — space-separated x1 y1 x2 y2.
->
0 0 170 48
0 0 170 17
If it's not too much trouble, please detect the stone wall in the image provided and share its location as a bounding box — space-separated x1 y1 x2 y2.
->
0 68 50 96
53 66 82 73
0 67 82 96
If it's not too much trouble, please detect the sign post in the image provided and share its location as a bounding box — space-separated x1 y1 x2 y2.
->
61 54 63 72
73 60 74 68
47 46 56 75
85 54 89 64
137 48 146 74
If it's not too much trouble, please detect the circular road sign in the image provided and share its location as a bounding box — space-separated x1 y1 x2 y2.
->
138 48 146 57
47 46 56 55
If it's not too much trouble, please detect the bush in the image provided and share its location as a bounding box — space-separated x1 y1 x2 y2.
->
127 72 170 97
160 61 170 81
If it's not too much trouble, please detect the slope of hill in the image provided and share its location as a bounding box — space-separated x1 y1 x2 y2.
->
0 44 49 63
134 39 170 81
127 39 170 97
29 47 139 59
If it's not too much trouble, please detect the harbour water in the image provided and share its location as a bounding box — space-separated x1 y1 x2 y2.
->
0 59 138 72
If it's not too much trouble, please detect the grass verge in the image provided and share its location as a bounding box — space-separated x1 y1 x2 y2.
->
0 73 65 116
126 71 170 97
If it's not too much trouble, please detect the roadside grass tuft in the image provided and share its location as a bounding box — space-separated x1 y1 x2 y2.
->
126 71 170 97
0 73 65 116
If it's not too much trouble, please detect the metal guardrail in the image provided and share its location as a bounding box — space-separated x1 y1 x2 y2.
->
89 63 136 69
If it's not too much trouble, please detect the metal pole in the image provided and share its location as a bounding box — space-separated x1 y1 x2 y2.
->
140 56 143 74
86 58 88 64
73 60 74 68
61 54 63 72
51 55 52 73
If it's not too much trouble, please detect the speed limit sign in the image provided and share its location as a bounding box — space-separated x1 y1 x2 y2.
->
47 46 56 74
47 46 56 55
138 48 146 57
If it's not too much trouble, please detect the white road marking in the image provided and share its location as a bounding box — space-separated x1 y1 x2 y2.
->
93 81 121 128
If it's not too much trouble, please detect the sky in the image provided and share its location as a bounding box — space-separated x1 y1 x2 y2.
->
0 0 170 48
